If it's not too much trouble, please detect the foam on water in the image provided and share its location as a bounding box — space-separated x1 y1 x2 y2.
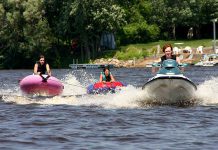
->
72 85 146 109
195 77 218 105
1 73 218 108
61 74 87 96
1 85 146 108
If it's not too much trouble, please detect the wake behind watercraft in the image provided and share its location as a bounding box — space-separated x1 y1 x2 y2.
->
142 59 197 105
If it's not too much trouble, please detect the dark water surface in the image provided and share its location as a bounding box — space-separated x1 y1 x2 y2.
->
0 66 218 149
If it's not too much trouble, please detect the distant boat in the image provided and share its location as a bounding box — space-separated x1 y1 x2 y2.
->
145 62 153 68
194 54 218 67
195 61 216 67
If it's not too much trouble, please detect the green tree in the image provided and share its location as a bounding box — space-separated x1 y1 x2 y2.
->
0 0 26 68
23 0 53 59
150 0 192 39
118 0 160 43
188 0 218 38
0 0 53 68
150 0 218 39
70 0 126 62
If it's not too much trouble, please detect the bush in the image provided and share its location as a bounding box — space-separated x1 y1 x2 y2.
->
115 45 149 60
121 21 160 44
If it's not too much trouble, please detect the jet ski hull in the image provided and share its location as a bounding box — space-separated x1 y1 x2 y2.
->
142 75 197 105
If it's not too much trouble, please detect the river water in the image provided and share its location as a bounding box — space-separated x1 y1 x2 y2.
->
0 66 218 149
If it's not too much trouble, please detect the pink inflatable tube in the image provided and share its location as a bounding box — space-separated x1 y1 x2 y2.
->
19 75 64 96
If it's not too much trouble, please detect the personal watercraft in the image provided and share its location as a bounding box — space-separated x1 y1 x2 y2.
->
142 59 197 105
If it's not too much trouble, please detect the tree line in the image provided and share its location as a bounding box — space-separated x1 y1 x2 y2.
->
0 0 217 69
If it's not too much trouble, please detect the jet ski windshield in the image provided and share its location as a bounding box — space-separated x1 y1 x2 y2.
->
157 59 181 75
162 59 178 68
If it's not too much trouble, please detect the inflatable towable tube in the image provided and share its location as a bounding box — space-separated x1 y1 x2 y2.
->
87 81 125 94
19 75 64 96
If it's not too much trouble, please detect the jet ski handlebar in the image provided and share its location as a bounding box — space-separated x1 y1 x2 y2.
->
152 62 189 68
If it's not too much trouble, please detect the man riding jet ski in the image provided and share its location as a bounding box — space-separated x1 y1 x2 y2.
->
143 44 197 105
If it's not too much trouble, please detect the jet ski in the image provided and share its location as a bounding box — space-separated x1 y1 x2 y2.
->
142 59 197 105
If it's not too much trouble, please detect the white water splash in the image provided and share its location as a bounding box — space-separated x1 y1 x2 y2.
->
2 95 32 105
196 77 218 105
61 74 87 96
1 85 147 108
70 69 97 86
2 74 218 108
0 86 21 97
74 85 146 109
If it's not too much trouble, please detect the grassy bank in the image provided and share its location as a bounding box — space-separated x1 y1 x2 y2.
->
100 39 213 60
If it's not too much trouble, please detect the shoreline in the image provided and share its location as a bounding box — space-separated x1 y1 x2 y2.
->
93 48 218 68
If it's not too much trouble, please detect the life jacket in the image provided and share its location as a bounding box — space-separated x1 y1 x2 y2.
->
101 72 112 82
161 55 177 62
36 61 47 74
